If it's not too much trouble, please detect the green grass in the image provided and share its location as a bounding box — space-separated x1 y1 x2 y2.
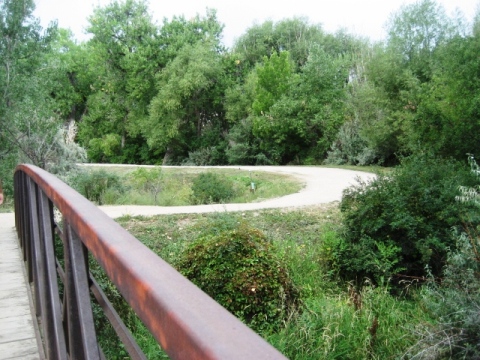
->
104 204 431 359
320 164 393 175
77 166 303 206
0 164 385 213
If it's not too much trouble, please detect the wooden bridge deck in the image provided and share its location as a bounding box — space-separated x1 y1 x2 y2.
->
0 213 42 360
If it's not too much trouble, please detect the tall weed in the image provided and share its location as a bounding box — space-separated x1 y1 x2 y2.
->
408 230 480 359
267 283 426 359
114 207 429 358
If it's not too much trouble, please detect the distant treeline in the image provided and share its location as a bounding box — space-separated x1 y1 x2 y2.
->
2 0 480 172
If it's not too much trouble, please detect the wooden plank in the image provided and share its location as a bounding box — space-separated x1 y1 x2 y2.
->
0 338 40 360
0 272 27 285
0 213 41 359
0 294 30 308
0 314 36 343
0 305 31 321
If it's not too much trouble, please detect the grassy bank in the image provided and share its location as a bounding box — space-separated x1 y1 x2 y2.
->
73 166 303 206
91 204 430 359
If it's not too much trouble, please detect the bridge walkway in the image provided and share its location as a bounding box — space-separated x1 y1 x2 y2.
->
0 213 42 360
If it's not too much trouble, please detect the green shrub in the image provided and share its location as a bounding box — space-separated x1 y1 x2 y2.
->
185 146 224 166
336 154 479 283
71 169 124 205
175 223 300 332
410 156 480 358
0 152 16 209
326 119 378 166
190 171 235 204
129 168 163 205
410 230 480 358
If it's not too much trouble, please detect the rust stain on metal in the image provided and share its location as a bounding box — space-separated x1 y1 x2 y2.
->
15 164 287 360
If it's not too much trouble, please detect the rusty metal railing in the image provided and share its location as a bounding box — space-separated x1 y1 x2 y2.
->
14 164 287 360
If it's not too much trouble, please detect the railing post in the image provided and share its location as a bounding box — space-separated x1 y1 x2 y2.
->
22 172 34 282
37 189 68 359
63 222 101 360
26 177 42 317
14 164 288 360
26 177 68 359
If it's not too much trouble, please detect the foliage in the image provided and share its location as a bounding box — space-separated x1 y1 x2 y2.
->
190 171 235 204
294 46 349 160
225 118 262 165
158 9 224 64
268 283 425 359
117 205 428 358
225 22 362 165
0 0 87 192
10 0 478 167
326 118 377 166
72 169 124 205
233 17 325 69
409 154 480 358
143 41 225 162
129 167 163 205
243 45 351 164
409 231 480 359
77 0 159 162
327 75 394 165
184 146 224 166
411 33 480 160
175 223 300 332
0 152 17 200
386 0 455 82
356 0 471 164
252 51 293 116
337 154 479 283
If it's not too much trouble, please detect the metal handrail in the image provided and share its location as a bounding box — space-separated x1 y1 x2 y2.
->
14 164 287 360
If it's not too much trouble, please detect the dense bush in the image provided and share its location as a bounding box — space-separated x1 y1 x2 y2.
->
129 167 163 205
190 171 235 204
411 230 480 358
175 223 300 332
71 169 124 205
336 155 479 283
409 157 480 358
326 119 378 166
0 153 16 201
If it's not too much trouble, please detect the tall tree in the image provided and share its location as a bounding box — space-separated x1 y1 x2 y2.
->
352 0 463 163
0 0 81 191
143 41 225 163
233 18 325 69
158 8 224 64
386 0 454 82
78 0 159 163
412 30 480 159
47 29 93 123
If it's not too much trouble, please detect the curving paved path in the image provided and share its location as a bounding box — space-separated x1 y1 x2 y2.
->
96 165 375 218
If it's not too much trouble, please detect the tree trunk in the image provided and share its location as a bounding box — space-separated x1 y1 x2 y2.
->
163 147 172 165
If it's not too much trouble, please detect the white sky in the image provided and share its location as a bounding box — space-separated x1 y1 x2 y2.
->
33 0 479 47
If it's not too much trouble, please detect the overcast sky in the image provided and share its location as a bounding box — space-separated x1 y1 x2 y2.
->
33 0 479 47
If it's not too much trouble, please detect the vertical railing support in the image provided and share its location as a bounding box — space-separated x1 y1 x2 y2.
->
63 223 101 360
37 189 67 359
14 164 287 360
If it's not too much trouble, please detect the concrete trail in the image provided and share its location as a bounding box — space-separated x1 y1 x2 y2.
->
96 166 375 218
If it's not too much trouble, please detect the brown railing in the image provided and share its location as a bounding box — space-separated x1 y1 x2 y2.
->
14 164 287 360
